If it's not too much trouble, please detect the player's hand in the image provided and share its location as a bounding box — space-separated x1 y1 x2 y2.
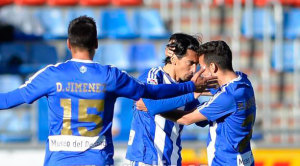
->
135 99 148 111
191 67 218 93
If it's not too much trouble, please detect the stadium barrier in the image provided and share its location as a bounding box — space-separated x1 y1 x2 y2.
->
181 148 300 166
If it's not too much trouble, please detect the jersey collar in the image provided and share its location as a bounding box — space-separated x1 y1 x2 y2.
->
159 66 178 83
71 58 94 63
219 72 242 89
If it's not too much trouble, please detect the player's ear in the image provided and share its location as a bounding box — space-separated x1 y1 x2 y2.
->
210 63 218 73
170 55 177 65
67 39 71 50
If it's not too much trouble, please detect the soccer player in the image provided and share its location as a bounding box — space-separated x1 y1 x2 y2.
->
0 16 216 166
126 33 206 166
137 40 256 166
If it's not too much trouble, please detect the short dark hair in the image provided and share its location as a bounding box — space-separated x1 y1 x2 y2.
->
198 40 233 71
164 33 201 65
68 16 98 53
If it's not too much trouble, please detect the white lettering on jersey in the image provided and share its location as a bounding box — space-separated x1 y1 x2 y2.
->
49 135 106 152
237 151 254 166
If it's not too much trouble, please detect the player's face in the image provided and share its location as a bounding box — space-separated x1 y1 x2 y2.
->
199 54 213 77
174 49 198 82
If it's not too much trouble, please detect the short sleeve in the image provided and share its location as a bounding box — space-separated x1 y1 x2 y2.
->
198 91 236 122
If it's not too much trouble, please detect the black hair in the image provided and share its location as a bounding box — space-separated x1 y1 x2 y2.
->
198 40 233 71
164 33 201 65
68 16 97 54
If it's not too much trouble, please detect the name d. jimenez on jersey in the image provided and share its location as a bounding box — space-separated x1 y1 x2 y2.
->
56 82 106 93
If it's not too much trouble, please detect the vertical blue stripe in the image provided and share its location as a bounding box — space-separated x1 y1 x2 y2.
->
162 120 175 165
149 68 162 164
176 125 184 166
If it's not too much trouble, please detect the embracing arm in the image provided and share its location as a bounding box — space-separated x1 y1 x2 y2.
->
163 91 236 125
142 93 196 116
112 67 217 100
142 69 216 100
111 67 195 100
142 81 196 99
136 95 207 125
161 109 207 125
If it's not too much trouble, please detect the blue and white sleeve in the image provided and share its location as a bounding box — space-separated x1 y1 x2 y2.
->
198 92 236 122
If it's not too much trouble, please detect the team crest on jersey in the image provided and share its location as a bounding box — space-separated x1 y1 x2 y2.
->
80 66 87 73
147 78 158 85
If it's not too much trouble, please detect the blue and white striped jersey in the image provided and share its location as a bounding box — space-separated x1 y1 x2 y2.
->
198 72 256 166
13 59 196 166
126 67 199 166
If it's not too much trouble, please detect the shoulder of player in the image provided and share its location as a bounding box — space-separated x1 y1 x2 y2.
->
105 65 136 82
225 80 254 100
19 62 65 88
140 67 163 83
211 88 236 106
220 85 255 110
219 89 235 99
33 62 66 75
100 65 122 76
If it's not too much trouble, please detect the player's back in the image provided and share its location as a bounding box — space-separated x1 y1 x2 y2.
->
44 59 119 166
20 59 129 166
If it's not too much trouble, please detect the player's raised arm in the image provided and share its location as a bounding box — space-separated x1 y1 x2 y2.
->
110 66 216 100
142 68 217 99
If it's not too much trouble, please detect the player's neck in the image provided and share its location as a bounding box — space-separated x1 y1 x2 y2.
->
71 47 94 60
163 64 176 81
72 55 93 60
217 70 238 86
72 52 93 61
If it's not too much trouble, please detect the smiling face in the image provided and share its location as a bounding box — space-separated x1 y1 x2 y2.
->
173 49 199 82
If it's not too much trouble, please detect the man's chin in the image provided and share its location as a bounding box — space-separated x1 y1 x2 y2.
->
186 75 193 80
180 76 192 82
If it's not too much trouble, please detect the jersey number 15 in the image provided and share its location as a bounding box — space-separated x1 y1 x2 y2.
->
60 99 104 137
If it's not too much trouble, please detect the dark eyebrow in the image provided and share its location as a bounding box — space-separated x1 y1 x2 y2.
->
188 60 198 64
